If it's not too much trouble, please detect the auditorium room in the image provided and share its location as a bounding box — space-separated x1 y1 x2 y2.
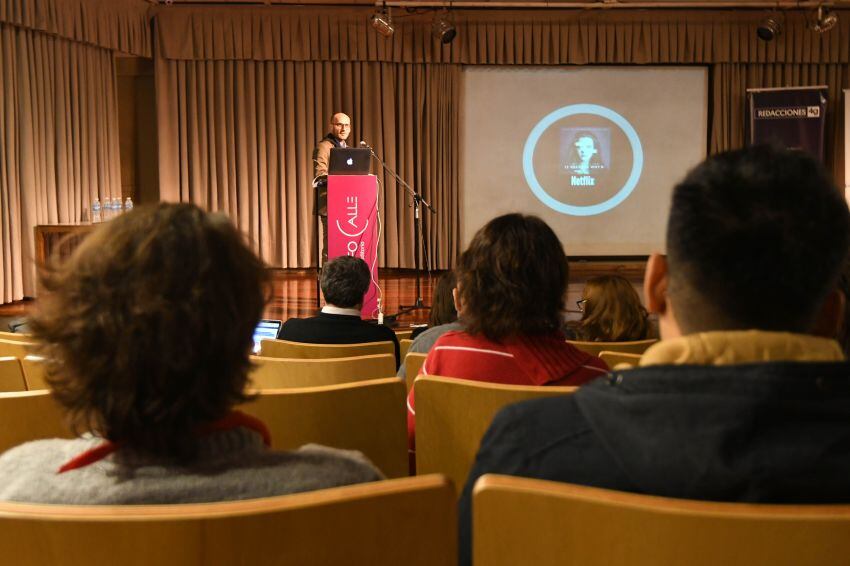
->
2 0 850 564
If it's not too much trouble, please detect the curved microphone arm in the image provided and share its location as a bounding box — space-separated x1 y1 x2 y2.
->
360 141 435 213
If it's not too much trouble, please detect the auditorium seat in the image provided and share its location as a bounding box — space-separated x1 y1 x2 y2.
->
473 474 850 566
399 338 413 361
394 328 415 340
598 350 642 369
259 339 395 359
404 353 427 392
238 378 408 478
566 338 657 357
414 376 576 491
20 355 48 390
0 331 32 343
0 358 27 392
248 354 396 388
0 390 71 454
0 379 408 478
0 339 33 359
0 474 457 566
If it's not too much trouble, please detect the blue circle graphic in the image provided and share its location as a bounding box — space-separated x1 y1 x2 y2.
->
522 104 644 217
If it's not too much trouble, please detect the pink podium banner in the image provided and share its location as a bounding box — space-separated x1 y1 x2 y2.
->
327 175 380 319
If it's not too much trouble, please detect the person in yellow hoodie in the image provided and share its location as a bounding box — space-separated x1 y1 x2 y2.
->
457 144 850 566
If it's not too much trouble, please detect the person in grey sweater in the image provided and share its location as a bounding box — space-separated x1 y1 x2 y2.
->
398 271 460 380
0 203 382 505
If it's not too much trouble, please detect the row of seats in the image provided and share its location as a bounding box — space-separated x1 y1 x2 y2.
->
256 336 657 360
0 375 575 486
1 470 847 565
0 336 650 396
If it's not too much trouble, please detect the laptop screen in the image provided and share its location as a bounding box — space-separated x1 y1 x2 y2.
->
252 319 282 354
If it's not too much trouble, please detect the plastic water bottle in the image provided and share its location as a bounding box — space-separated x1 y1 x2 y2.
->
91 199 101 223
112 197 122 217
124 197 133 213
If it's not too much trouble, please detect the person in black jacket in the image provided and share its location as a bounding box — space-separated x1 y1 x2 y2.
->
458 145 850 565
278 255 400 367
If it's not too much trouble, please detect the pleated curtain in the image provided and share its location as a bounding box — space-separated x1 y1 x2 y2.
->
0 22 121 302
156 56 460 269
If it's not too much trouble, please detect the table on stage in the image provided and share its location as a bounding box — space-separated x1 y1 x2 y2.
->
33 224 96 265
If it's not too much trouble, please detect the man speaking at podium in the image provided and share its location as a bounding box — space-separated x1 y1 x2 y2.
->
312 112 352 264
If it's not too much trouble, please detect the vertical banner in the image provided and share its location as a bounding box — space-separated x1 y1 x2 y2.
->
327 175 380 319
748 86 828 161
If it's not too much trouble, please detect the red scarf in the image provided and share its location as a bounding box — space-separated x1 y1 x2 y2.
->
57 411 271 474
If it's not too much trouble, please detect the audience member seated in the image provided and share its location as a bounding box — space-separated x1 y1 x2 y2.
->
0 203 382 504
407 213 608 448
398 271 461 380
456 145 850 566
572 275 651 342
278 256 400 366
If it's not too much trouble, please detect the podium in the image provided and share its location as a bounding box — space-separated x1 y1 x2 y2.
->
327 175 380 319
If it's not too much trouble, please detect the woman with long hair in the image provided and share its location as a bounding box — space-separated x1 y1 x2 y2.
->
575 275 651 342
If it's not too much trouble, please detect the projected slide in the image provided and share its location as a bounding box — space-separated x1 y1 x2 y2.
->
462 67 707 256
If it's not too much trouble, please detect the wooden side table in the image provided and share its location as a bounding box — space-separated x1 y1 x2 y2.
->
34 224 96 265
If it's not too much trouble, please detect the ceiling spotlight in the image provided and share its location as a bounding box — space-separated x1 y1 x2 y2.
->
432 13 457 45
812 5 838 34
370 3 394 38
756 17 782 41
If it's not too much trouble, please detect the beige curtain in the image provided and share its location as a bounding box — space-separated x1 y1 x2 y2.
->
0 22 121 302
156 7 850 65
711 63 850 187
0 0 152 57
156 57 460 269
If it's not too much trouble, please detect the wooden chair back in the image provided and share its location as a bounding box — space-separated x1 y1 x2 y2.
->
248 354 395 388
21 355 48 390
566 338 657 357
399 338 413 361
0 474 456 566
0 357 27 392
473 474 850 566
0 339 33 359
238 378 408 478
0 331 33 342
414 376 576 491
0 390 72 454
394 329 414 340
598 350 642 369
260 339 395 359
404 353 428 392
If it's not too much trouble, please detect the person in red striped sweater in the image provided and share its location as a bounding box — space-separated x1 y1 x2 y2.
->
406 213 608 451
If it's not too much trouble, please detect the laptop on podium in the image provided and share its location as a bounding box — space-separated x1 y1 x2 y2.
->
329 148 372 175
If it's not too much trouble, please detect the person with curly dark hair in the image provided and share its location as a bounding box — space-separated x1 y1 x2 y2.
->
405 213 608 449
0 203 381 504
574 275 651 342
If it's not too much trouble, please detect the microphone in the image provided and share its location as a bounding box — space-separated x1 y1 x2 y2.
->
359 140 371 149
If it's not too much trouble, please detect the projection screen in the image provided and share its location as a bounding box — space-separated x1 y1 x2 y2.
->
461 66 709 256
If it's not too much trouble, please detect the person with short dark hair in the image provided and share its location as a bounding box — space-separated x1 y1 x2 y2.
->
406 214 608 450
457 146 850 566
278 255 400 366
0 203 382 504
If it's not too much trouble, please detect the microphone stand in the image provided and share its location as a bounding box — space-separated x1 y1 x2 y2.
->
360 141 436 322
